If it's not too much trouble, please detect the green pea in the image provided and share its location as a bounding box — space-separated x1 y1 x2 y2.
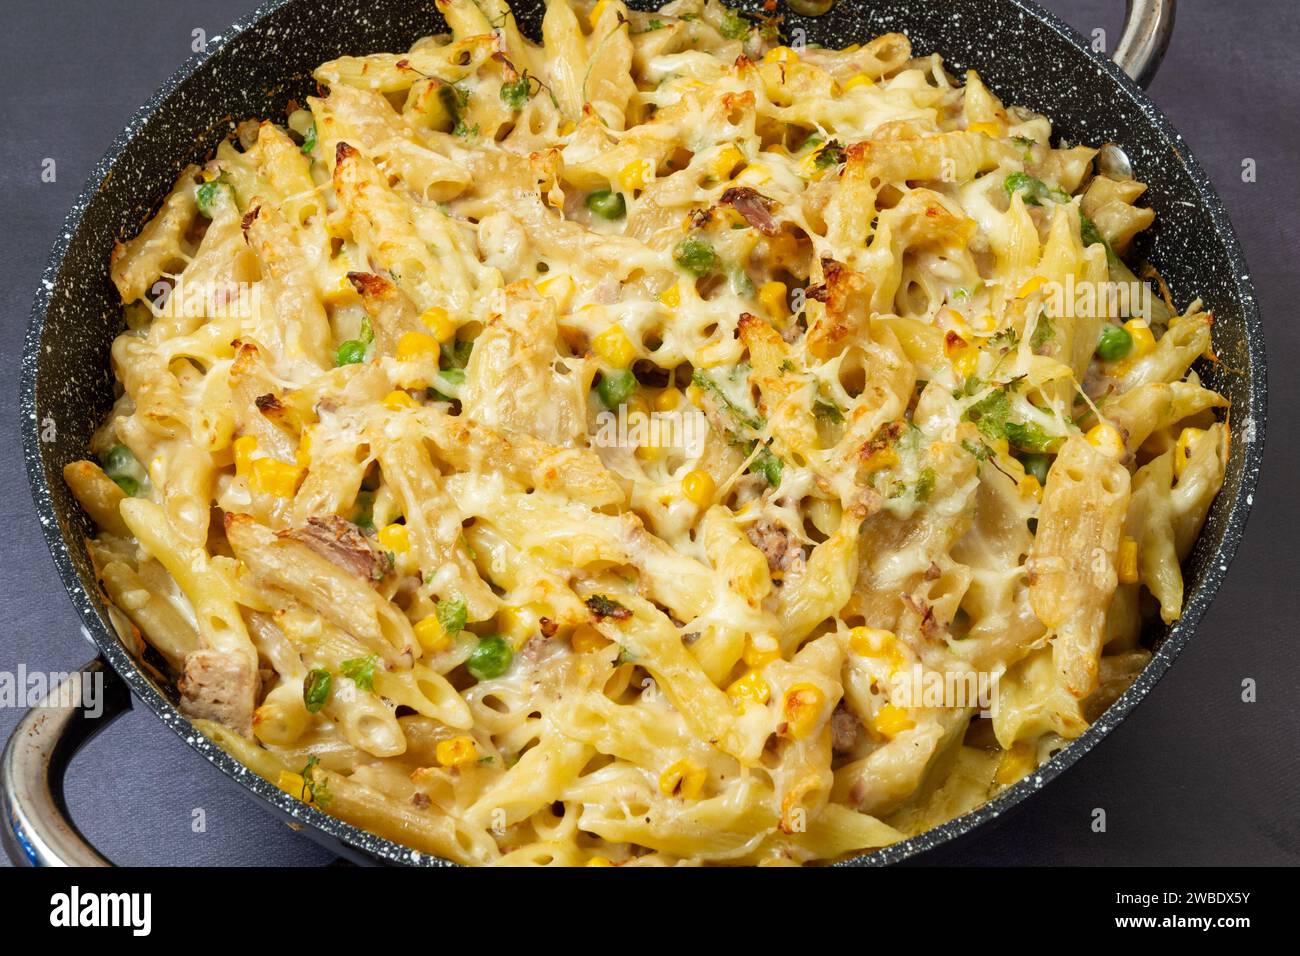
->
1096 324 1134 362
1020 453 1051 486
586 189 626 220
595 369 637 410
195 180 233 218
335 339 367 366
300 121 318 157
467 635 513 681
110 475 139 497
303 669 332 713
673 237 717 277
102 443 137 478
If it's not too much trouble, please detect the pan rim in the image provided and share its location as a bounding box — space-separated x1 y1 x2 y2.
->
19 0 1267 867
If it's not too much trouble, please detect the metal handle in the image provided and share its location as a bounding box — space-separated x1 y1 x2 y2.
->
1113 0 1176 88
2 659 130 866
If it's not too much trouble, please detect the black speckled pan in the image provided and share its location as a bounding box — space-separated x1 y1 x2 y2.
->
11 0 1266 866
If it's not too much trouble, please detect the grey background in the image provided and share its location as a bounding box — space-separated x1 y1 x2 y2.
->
0 0 1296 866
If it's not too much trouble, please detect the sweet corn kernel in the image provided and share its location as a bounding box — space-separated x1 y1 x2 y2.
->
994 741 1037 786
967 121 1002 137
935 307 972 339
727 670 771 710
570 624 610 653
742 636 781 669
587 0 610 27
1124 318 1157 357
323 272 359 305
233 435 258 477
558 120 576 137
1174 426 1206 478
871 703 915 739
276 770 310 801
377 522 410 554
685 383 705 407
682 469 716 507
419 306 456 342
952 347 979 379
383 389 415 410
734 163 771 186
1019 473 1043 501
618 159 653 193
654 387 682 412
758 281 790 319
782 683 826 739
396 331 439 361
593 324 636 368
295 429 312 468
842 73 873 92
636 443 664 462
250 457 305 498
1085 422 1125 460
537 273 576 312
435 736 478 768
1117 536 1139 584
863 445 899 474
711 144 745 181
763 45 799 64
1016 275 1047 299
658 284 682 309
848 626 893 657
586 856 614 867
414 615 451 653
659 760 706 799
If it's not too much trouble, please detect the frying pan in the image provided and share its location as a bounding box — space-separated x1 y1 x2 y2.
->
6 0 1266 867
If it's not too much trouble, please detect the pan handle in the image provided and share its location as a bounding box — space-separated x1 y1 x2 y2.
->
1 659 130 866
784 1 1176 90
1114 0 1176 88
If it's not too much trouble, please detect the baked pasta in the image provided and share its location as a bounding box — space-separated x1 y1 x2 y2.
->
65 0 1229 865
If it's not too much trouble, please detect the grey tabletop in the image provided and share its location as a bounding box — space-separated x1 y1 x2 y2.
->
1 0 1296 867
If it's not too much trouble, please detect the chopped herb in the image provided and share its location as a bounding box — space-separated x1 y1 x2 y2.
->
1003 171 1069 207
1005 420 1054 453
352 490 376 533
988 328 1020 350
814 140 846 169
453 118 479 139
1019 452 1051 485
748 443 783 487
719 7 750 39
340 655 378 692
586 594 632 620
813 398 844 423
1011 135 1036 162
1031 312 1055 349
301 756 330 806
647 18 664 30
914 467 937 503
963 387 1011 441
358 316 374 346
779 359 796 373
500 75 531 111
436 597 468 636
467 635 513 680
962 439 993 461
1080 213 1119 264
691 368 765 432
300 122 318 156
303 669 332 714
